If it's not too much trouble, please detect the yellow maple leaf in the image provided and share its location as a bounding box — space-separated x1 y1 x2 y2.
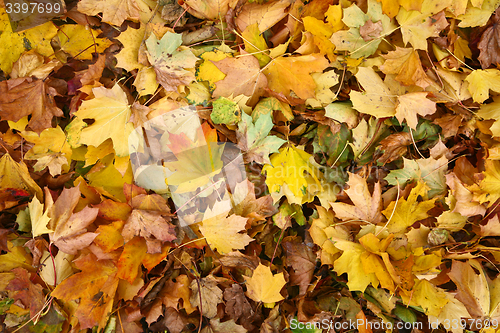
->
477 98 500 138
199 206 253 254
382 182 437 234
67 84 134 157
196 49 229 90
309 206 350 265
333 234 397 292
380 47 431 88
474 159 500 206
0 153 43 200
241 23 272 67
115 25 146 72
21 126 72 176
29 194 53 238
57 25 113 60
395 92 436 130
330 172 384 224
396 0 451 50
303 16 336 61
0 8 57 74
263 54 329 100
263 146 323 205
350 67 396 118
244 263 286 303
77 0 141 26
400 279 449 317
466 69 500 103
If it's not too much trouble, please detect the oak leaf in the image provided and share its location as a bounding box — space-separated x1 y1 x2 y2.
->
244 263 286 303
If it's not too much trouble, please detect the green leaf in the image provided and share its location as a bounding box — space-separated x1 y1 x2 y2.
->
236 111 286 164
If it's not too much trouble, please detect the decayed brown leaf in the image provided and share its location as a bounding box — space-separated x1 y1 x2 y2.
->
478 8 500 69
0 78 63 133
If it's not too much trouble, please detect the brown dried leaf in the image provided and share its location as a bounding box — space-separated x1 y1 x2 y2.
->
212 55 268 106
6 268 45 319
360 20 383 42
123 210 176 253
223 284 253 322
377 132 411 164
0 78 63 133
478 9 500 69
189 275 223 319
283 238 316 296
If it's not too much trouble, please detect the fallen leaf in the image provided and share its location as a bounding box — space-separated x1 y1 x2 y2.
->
244 263 286 303
6 268 45 319
263 146 324 204
51 254 119 330
57 24 113 60
212 54 268 105
145 32 198 92
0 153 43 200
395 92 436 129
465 68 500 103
448 259 500 319
330 172 384 224
67 84 134 157
236 112 286 164
0 78 63 133
77 0 141 26
380 47 431 88
224 284 254 323
263 54 329 100
382 182 437 234
283 238 316 295
189 275 223 318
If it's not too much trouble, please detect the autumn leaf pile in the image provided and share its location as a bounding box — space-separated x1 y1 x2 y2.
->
4 0 500 331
